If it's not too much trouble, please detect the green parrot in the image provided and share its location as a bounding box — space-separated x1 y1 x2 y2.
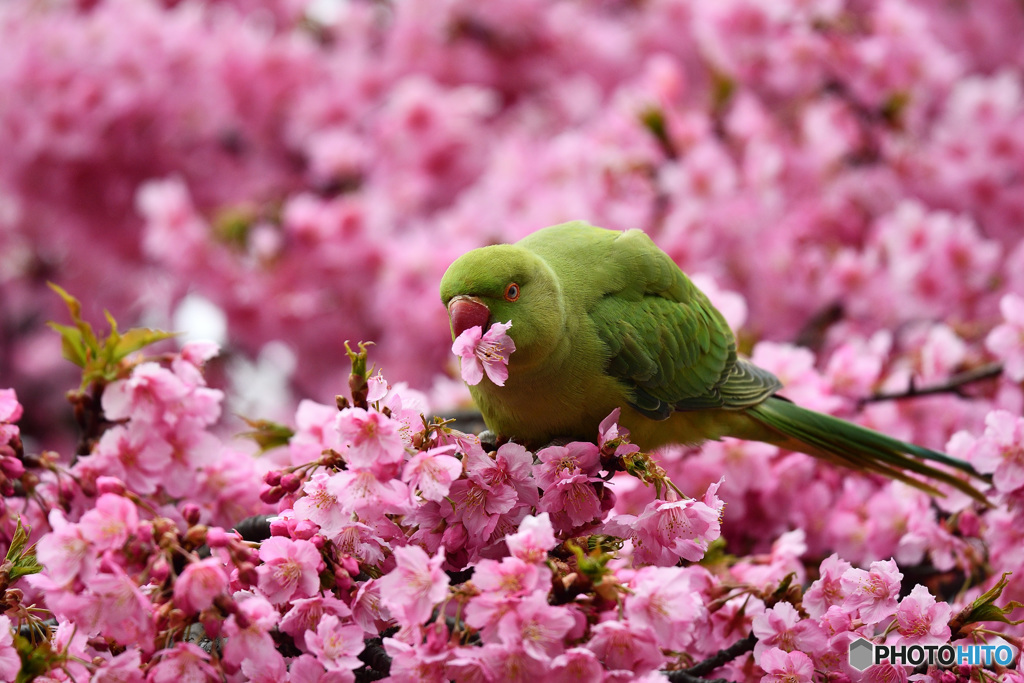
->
439 221 990 502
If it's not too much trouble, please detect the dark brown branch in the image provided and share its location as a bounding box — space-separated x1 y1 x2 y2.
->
859 362 1004 406
667 632 757 682
667 674 734 683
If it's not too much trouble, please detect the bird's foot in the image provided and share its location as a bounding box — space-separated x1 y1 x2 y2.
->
478 430 498 452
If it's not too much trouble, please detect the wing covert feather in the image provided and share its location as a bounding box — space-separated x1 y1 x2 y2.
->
589 230 780 418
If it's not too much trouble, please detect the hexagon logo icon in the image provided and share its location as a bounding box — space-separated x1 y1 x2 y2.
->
849 638 874 671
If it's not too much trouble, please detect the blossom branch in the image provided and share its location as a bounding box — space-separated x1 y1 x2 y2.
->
668 632 757 682
858 362 1004 406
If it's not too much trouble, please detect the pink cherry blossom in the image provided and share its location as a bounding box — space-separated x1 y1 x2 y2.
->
476 643 548 682
894 584 952 645
367 371 391 404
445 478 517 541
384 622 452 682
533 442 601 489
586 620 665 674
101 362 191 425
377 545 450 627
147 643 220 683
952 410 1024 495
803 554 852 619
497 591 574 661
452 321 515 387
36 509 94 587
505 513 558 564
473 557 546 598
538 471 603 531
751 601 828 660
0 616 20 683
628 479 725 565
77 493 139 552
222 594 284 671
293 471 350 539
79 565 156 646
549 648 604 682
466 442 539 507
759 647 814 683
841 559 904 625
403 445 464 502
986 294 1024 382
256 536 323 605
624 566 707 651
279 595 353 646
333 521 388 566
290 399 345 466
91 424 172 495
0 389 22 424
304 614 365 671
92 649 145 683
173 557 230 614
336 407 407 472
327 469 410 519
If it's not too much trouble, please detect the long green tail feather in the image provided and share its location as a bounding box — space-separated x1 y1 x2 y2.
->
746 397 991 504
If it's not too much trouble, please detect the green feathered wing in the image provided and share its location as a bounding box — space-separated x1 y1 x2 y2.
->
590 230 989 503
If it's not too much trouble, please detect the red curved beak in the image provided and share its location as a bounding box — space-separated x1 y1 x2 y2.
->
448 296 491 339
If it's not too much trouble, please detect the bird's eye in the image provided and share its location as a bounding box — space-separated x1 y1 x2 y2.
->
504 283 520 302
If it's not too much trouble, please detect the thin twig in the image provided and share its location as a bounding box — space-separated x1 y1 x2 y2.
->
667 632 757 682
859 362 1004 406
667 674 734 683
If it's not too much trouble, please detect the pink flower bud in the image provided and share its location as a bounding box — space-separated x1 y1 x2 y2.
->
201 613 222 640
334 566 353 591
151 557 170 583
263 470 282 486
269 517 293 537
0 455 24 480
279 473 302 492
339 555 359 577
292 520 319 540
96 476 126 496
599 486 617 513
237 562 258 587
180 503 202 527
958 508 981 537
205 527 232 548
259 484 284 504
442 523 468 552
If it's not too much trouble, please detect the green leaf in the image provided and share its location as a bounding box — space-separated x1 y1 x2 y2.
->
14 633 56 683
47 282 99 352
639 106 676 159
4 518 42 580
237 417 295 453
4 518 29 563
45 322 88 368
345 341 374 409
110 328 177 364
47 282 81 321
47 285 175 386
951 572 1024 635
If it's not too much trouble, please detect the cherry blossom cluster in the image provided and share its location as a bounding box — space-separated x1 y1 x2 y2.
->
1 327 1024 681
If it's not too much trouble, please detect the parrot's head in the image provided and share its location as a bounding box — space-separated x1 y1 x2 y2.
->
440 244 564 370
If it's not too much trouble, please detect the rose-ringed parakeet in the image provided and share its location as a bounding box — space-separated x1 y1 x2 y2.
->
439 221 989 502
